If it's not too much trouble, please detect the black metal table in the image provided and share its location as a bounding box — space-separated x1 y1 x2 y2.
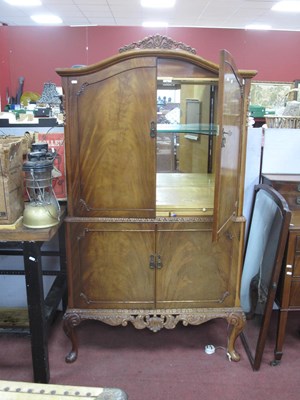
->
0 207 67 383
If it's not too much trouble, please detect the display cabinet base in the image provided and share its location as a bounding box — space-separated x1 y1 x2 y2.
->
63 307 245 364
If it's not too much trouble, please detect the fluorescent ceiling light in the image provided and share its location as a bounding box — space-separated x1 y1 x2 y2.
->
272 1 300 12
245 24 272 30
141 0 175 8
70 24 98 27
142 21 169 27
31 14 63 24
4 0 41 5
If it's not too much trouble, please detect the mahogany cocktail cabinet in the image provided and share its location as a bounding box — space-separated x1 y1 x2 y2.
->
56 35 256 363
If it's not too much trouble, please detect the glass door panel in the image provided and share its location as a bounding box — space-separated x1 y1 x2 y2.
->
156 73 218 217
212 50 244 240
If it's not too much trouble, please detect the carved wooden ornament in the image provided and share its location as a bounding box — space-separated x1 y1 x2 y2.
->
119 34 196 54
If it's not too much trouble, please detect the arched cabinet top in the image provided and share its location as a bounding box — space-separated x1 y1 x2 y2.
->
56 35 256 80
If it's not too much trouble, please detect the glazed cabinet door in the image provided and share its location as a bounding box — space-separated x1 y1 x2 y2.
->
155 221 243 309
66 221 156 309
213 50 244 240
63 57 157 218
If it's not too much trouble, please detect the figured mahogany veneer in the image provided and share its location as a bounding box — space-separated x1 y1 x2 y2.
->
56 35 256 364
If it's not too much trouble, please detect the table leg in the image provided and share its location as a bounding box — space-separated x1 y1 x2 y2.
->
58 224 67 311
23 241 49 383
271 309 289 366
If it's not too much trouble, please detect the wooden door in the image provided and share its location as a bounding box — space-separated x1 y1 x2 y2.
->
155 222 239 309
67 221 156 309
62 57 157 218
213 50 244 240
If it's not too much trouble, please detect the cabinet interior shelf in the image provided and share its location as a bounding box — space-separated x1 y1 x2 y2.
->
156 173 214 217
157 123 218 135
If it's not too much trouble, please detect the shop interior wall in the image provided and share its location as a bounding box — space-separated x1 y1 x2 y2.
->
0 25 300 109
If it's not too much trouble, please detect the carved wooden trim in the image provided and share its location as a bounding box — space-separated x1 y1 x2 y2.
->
77 82 89 96
64 307 243 332
219 291 230 302
79 199 92 211
119 34 196 54
63 307 245 363
67 215 213 223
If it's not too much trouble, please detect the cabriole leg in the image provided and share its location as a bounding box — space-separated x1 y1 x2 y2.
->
63 312 81 363
226 312 246 362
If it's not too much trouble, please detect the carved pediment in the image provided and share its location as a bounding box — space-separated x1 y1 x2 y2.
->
119 34 196 54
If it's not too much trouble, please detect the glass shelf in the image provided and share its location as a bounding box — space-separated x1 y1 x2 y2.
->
157 123 218 135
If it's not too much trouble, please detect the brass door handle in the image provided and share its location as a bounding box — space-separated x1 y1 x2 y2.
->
156 255 162 269
149 254 163 269
149 254 155 269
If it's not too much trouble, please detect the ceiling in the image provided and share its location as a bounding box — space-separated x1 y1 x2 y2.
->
0 0 300 31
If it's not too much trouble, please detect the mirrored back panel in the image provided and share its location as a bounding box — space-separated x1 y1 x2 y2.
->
156 58 218 217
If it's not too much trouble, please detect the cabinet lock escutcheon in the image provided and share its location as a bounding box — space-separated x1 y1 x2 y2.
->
150 121 156 138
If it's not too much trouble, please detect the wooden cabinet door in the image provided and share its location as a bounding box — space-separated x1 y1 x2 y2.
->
213 50 244 240
67 221 156 309
155 222 240 309
62 57 157 218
